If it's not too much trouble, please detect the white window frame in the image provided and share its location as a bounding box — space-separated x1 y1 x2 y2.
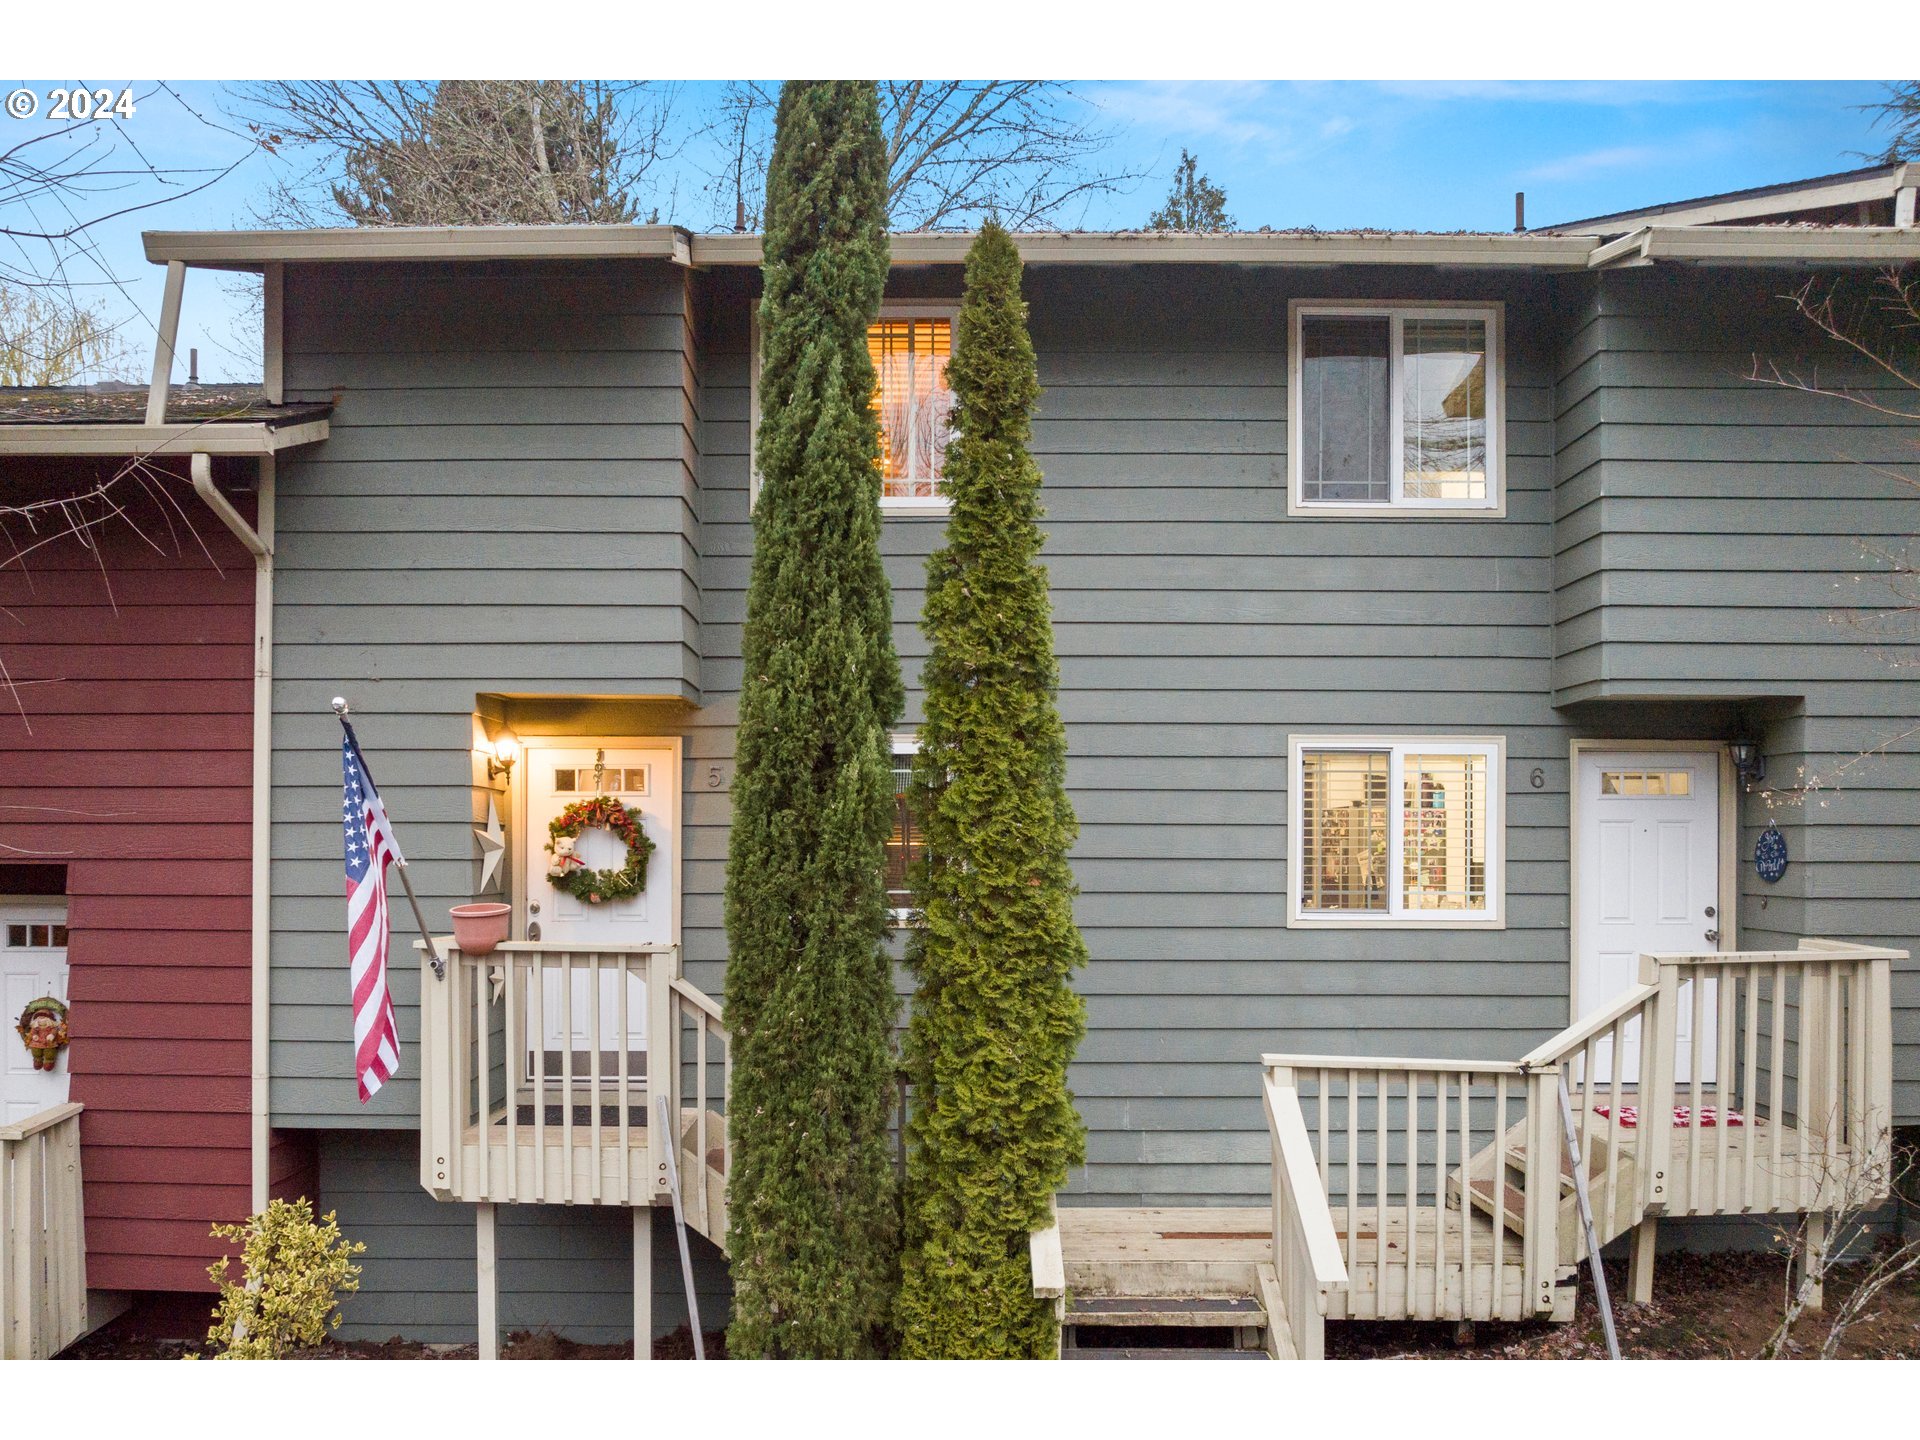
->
1287 300 1505 519
886 732 922 926
1287 734 1506 930
748 301 959 518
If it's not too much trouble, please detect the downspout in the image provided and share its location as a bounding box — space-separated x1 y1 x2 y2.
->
190 452 274 1211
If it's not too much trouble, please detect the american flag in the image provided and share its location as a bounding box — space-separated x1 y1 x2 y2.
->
340 721 403 1101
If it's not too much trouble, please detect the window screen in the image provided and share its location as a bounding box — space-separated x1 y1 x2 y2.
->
1402 319 1488 501
1299 314 1391 504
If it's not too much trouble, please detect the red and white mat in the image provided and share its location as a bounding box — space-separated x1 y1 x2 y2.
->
1591 1104 1754 1129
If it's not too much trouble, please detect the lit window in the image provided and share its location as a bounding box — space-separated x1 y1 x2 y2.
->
885 737 923 923
869 314 955 506
1292 305 1501 514
1600 769 1693 798
1292 738 1503 926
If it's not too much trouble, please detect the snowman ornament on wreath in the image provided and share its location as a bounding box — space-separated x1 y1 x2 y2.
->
545 754 656 905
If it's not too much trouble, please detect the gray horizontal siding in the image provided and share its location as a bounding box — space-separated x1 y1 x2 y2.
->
1551 267 1919 1118
270 259 700 1124
688 265 1586 1206
317 1130 729 1345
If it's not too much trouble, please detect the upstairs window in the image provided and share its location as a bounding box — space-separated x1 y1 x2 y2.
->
885 736 923 924
1290 736 1504 928
748 303 957 515
869 308 956 512
1290 303 1502 516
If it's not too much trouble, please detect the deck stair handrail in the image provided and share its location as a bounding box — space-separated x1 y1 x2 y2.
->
1258 938 1901 1358
1261 1070 1349 1360
419 940 731 1247
0 1101 87 1360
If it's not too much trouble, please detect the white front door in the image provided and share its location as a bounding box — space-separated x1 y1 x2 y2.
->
3 905 71 1123
521 743 678 1063
1575 750 1721 1085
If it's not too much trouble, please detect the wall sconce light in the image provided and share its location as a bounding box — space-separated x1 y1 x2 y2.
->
485 730 520 783
1730 740 1766 790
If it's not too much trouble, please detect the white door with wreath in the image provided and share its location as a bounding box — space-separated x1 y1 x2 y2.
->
521 742 678 1074
4 904 71 1124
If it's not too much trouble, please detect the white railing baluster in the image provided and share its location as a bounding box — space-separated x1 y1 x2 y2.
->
1374 1070 1387 1319
1716 964 1734 1213
1687 973 1703 1215
1768 966 1786 1212
531 951 547 1202
696 1009 710 1234
1491 1072 1506 1317
589 952 603 1203
1344 1069 1357 1284
1405 1070 1420 1317
1743 963 1760 1206
475 954 491 1201
561 949 575 1205
505 953 520 1200
618 955 632 1206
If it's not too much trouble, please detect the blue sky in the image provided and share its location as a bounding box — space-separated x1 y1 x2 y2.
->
0 79 1898 382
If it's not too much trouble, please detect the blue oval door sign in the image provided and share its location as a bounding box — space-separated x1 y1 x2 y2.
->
1755 823 1788 883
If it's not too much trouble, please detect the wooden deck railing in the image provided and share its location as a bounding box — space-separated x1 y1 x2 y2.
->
419 941 729 1236
1261 938 1901 1343
1261 1072 1349 1359
1259 1055 1534 1322
0 1102 87 1360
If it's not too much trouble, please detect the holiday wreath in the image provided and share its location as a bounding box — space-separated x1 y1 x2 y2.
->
545 796 655 904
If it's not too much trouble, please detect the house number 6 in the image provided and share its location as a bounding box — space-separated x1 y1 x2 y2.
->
1529 767 1545 789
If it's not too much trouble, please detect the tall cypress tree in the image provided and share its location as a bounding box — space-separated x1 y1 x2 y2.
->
723 80 902 1359
897 223 1087 1358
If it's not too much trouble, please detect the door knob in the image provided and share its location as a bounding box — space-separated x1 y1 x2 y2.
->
527 921 542 941
1703 929 1720 944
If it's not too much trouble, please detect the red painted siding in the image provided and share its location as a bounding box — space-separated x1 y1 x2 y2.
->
1 456 266 1292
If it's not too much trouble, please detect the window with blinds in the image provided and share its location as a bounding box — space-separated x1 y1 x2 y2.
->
869 314 956 503
885 740 922 920
1292 737 1503 925
1293 305 1500 513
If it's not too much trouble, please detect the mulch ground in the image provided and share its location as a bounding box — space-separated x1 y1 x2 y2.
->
60 1320 725 1360
1327 1243 1920 1359
60 1244 1920 1358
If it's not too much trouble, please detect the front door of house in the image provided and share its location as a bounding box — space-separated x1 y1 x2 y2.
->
521 743 678 1064
2 905 70 1123
1574 750 1720 1085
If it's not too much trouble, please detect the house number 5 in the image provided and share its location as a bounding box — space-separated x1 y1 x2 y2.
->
706 764 726 789
1529 767 1545 789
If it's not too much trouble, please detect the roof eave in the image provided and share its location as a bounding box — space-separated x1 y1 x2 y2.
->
1590 225 1920 269
143 225 693 269
0 418 330 457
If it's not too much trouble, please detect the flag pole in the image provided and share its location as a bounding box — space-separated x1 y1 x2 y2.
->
333 697 446 981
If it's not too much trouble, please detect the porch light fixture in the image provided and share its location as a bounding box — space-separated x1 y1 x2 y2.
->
485 730 520 783
1730 740 1766 790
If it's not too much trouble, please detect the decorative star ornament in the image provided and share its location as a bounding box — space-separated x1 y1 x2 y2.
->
474 796 507 893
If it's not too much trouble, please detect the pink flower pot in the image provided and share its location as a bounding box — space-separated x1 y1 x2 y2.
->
449 902 511 956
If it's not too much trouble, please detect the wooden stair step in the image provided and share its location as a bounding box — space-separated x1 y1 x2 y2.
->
1066 1295 1265 1328
1066 1347 1269 1360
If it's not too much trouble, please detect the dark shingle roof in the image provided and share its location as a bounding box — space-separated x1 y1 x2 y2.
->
0 383 331 427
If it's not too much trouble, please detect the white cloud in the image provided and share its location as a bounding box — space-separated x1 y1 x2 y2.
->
1520 128 1740 182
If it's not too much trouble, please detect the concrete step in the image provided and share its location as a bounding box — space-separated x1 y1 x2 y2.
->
1066 1295 1266 1328
1066 1346 1270 1360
